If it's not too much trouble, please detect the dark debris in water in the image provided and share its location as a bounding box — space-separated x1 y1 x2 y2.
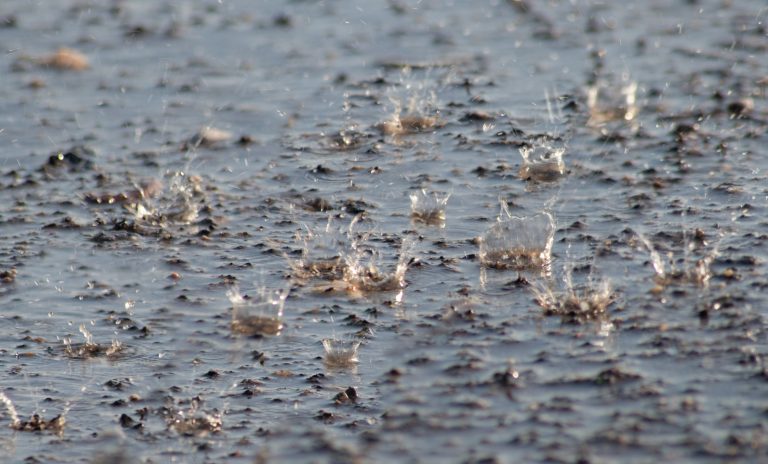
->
0 268 17 284
13 414 66 434
593 367 641 386
41 146 95 174
332 387 358 405
60 340 124 360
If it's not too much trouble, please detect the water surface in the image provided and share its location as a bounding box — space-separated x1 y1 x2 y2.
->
0 1 767 462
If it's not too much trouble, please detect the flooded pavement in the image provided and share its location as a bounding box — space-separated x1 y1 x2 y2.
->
0 0 767 462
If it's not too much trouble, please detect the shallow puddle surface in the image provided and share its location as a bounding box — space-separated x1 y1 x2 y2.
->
0 1 767 462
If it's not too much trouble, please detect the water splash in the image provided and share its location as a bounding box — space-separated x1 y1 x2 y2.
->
290 216 412 294
126 171 202 226
164 397 222 437
322 338 361 368
0 392 21 430
479 202 555 271
289 218 351 280
62 324 123 359
636 232 718 288
375 69 443 136
321 124 372 152
586 79 639 127
531 266 615 324
340 238 413 294
163 171 201 223
0 392 67 434
227 284 288 337
518 144 566 182
409 189 450 227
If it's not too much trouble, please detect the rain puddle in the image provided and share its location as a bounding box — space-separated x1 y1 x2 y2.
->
0 0 766 462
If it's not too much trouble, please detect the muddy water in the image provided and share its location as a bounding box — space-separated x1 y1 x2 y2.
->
0 1 767 462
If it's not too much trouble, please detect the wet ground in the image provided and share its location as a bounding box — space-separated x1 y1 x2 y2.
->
0 1 767 462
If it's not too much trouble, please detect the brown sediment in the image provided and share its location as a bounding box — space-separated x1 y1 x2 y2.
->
27 78 46 89
38 47 89 71
0 268 16 284
400 115 441 132
185 126 232 148
410 209 446 226
480 247 551 270
231 315 283 337
85 178 164 205
376 114 442 136
532 279 615 323
518 158 566 182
